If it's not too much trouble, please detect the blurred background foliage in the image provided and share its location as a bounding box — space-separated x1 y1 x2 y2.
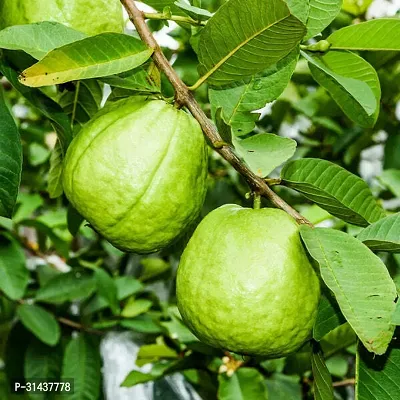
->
0 0 400 399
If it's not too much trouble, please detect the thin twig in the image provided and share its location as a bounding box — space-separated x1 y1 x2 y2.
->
333 378 356 387
120 0 311 226
58 317 104 335
143 12 206 26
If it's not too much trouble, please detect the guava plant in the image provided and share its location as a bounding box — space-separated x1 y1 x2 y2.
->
0 0 399 399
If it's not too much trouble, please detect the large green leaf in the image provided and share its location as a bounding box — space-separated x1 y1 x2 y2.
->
218 368 268 400
17 304 60 346
61 334 100 400
311 344 334 400
328 19 400 52
235 133 297 177
19 33 153 87
36 271 96 304
209 48 299 136
0 55 72 151
197 0 306 86
0 234 28 300
303 50 380 128
0 87 22 218
306 0 343 40
281 158 386 226
357 213 400 252
357 336 400 400
300 226 397 355
0 22 86 59
24 339 61 400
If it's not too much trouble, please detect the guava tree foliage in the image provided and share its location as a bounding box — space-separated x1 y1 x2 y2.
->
0 0 399 399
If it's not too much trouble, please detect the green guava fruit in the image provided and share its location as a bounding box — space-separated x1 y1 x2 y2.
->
0 0 124 35
62 98 208 253
176 205 320 357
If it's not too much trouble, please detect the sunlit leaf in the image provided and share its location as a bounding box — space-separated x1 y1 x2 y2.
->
301 226 397 355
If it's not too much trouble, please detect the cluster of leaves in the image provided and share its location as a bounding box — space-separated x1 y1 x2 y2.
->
0 0 400 399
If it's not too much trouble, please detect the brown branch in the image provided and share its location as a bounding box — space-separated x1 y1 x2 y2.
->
15 298 104 335
120 0 311 225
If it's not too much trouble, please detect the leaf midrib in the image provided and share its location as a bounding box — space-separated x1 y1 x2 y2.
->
201 14 291 82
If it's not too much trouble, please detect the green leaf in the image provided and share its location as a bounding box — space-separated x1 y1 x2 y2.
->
17 304 60 346
266 373 302 400
0 234 28 300
121 298 153 318
379 169 400 198
300 226 397 355
140 0 187 15
311 344 334 400
13 193 44 223
209 48 299 136
281 158 386 226
36 271 96 304
161 315 198 343
0 86 22 218
313 293 346 341
140 257 171 281
197 0 306 85
67 204 84 236
218 368 268 400
357 213 400 252
19 33 153 87
303 50 380 128
342 0 373 15
24 339 61 400
328 19 400 52
357 336 400 400
306 0 343 40
234 133 297 177
320 323 357 358
94 268 120 315
59 80 103 128
62 334 101 400
285 0 310 24
47 140 64 199
120 315 162 334
0 55 73 151
174 1 213 20
0 22 86 59
136 339 178 366
101 64 161 93
121 370 157 386
82 276 143 315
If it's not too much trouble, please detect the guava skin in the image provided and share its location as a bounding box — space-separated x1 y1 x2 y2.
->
62 98 208 253
0 0 124 35
176 205 320 357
